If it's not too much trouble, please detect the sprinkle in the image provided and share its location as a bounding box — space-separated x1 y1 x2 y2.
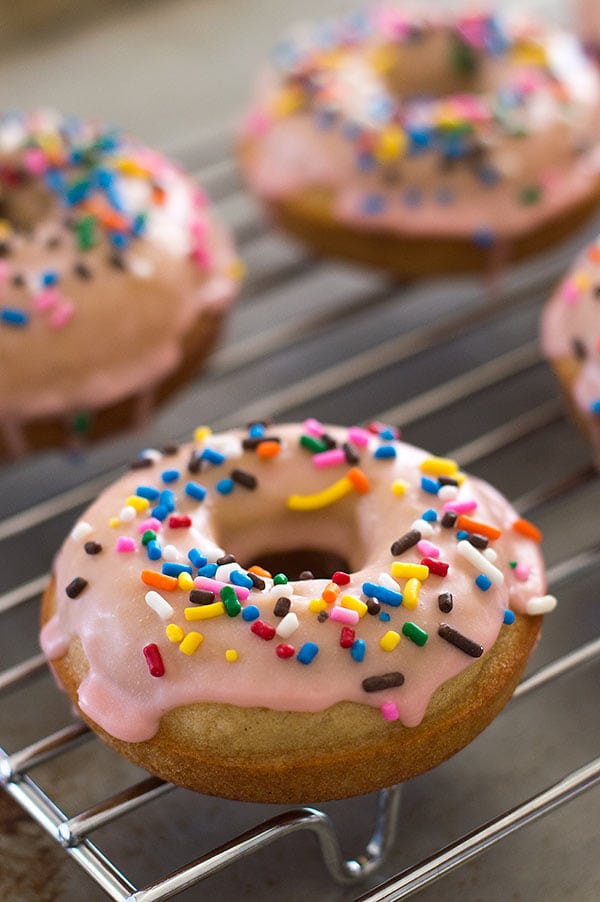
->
390 529 421 555
402 622 428 646
161 469 180 484
300 434 328 453
220 585 242 617
145 590 174 620
351 639 366 662
420 456 458 477
421 476 440 495
321 582 340 604
276 611 300 638
340 626 356 648
194 576 249 600
392 480 407 496
380 630 401 652
66 577 88 598
71 521 93 542
514 562 531 581
189 589 215 605
362 581 403 607
225 649 238 662
342 442 359 465
119 506 136 523
456 515 501 540
251 619 277 640
185 601 225 620
273 572 288 585
332 570 350 586
417 540 439 558
503 609 516 625
84 541 102 555
303 417 323 437
141 570 178 591
475 574 492 591
422 509 438 522
374 445 396 459
185 481 207 501
143 643 165 676
166 624 184 643
443 499 478 514
201 447 226 466
402 578 421 610
248 564 272 579
138 517 162 534
297 642 319 664
276 643 295 658
309 598 327 614
340 594 368 617
457 540 504 585
525 594 557 615
1 307 29 327
467 533 489 550
230 569 254 589
162 562 192 578
273 597 291 617
441 511 458 528
197 563 218 577
391 562 429 581
362 672 405 692
242 605 260 622
438 592 453 613
438 623 483 657
257 440 281 459
312 447 346 468
330 606 360 625
231 468 257 489
421 557 449 577
512 517 542 543
216 478 235 495
381 702 400 721
348 426 370 446
168 514 192 529
179 632 203 655
147 541 162 561
411 518 434 537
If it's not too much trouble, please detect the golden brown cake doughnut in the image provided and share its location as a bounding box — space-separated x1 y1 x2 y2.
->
239 7 600 277
0 110 243 457
40 421 555 803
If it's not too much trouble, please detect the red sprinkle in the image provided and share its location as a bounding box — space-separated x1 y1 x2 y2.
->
421 557 449 577
332 570 351 586
340 626 355 648
143 643 165 677
251 619 276 640
168 514 192 529
276 643 295 658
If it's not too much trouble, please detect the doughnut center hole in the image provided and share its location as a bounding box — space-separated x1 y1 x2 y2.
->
244 548 351 580
0 180 54 231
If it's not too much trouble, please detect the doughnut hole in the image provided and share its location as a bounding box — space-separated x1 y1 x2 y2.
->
0 178 54 231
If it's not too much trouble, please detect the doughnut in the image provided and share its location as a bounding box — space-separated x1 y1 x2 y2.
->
0 110 243 457
239 7 600 277
541 234 600 465
40 420 556 803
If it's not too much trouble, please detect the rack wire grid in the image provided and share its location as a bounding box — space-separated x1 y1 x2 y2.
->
0 3 599 900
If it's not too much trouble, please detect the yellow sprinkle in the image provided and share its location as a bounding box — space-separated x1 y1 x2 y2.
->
126 495 150 513
574 273 591 291
391 562 429 581
178 572 195 591
179 631 204 655
194 425 212 444
166 623 184 643
512 40 548 67
309 598 327 614
113 158 152 178
0 219 12 238
420 456 458 477
225 649 238 663
374 124 407 164
340 595 368 618
456 472 466 486
184 602 225 620
403 578 421 610
109 517 120 528
380 630 401 652
270 84 304 118
368 44 396 73
226 259 246 282
287 476 353 511
392 480 407 497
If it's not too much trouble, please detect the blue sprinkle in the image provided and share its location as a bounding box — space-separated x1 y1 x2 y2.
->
374 445 397 460
1 307 29 327
230 570 253 589
162 562 193 578
136 485 160 501
351 639 366 662
361 193 385 215
343 121 362 141
362 582 403 607
109 231 130 249
379 611 391 622
131 213 147 236
242 605 260 622
403 187 422 208
45 170 65 193
297 642 319 665
197 563 218 578
201 447 226 466
472 227 496 248
422 509 438 522
456 530 469 540
421 476 440 495
95 168 114 188
590 399 600 415
216 478 235 495
315 108 337 130
379 428 395 441
151 505 168 521
356 151 375 172
41 271 59 286
477 165 501 187
248 423 266 438
65 180 91 205
161 469 180 484
185 481 207 501
475 574 492 591
435 186 455 206
188 548 207 569
147 540 162 561
407 126 431 151
160 489 175 511
503 609 515 625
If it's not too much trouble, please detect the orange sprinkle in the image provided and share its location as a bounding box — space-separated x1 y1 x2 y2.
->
257 440 281 459
346 467 370 494
512 517 542 543
321 582 340 604
141 570 178 591
152 185 166 205
456 515 501 541
248 564 272 579
82 197 129 231
588 245 600 263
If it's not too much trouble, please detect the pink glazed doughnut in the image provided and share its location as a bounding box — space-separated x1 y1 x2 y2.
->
239 6 600 276
0 110 243 457
41 421 555 803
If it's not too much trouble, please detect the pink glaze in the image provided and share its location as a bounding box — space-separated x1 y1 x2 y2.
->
41 423 550 744
240 8 600 247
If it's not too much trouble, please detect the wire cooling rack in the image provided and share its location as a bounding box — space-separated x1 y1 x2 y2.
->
0 124 599 901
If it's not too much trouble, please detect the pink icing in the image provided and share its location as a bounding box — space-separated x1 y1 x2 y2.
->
41 423 548 744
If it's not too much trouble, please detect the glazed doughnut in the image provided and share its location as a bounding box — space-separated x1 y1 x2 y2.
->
41 420 556 803
0 110 243 457
239 7 600 276
541 234 600 465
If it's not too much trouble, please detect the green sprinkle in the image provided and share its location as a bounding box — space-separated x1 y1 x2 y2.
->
519 184 542 206
75 215 97 251
401 621 428 647
220 585 242 617
449 36 479 76
273 572 288 585
299 434 328 453
141 530 157 546
72 410 91 436
509 560 518 569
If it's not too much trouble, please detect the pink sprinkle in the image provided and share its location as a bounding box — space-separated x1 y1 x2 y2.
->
313 448 346 468
23 147 48 175
192 245 212 271
561 279 580 305
49 300 75 329
514 562 531 582
116 536 136 553
329 606 359 625
195 576 249 601
348 426 370 447
34 288 58 312
417 539 439 558
381 702 400 722
443 499 478 514
241 108 272 138
0 260 8 286
303 417 323 437
138 518 162 534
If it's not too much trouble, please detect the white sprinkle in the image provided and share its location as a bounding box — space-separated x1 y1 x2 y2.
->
128 255 155 278
162 544 179 562
267 582 293 599
145 590 174 620
216 562 243 582
483 547 497 563
204 542 226 563
119 505 136 523
276 611 299 638
70 521 93 542
411 518 434 537
378 572 400 592
438 484 459 501
456 540 504 585
140 448 162 462
525 594 558 615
